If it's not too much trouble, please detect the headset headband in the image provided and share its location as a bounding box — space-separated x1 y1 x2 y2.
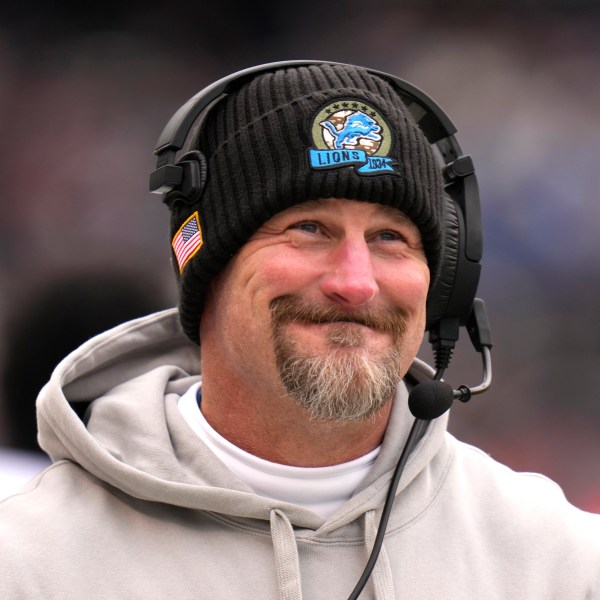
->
149 60 483 348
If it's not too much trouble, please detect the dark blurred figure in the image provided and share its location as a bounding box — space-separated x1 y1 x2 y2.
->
1 268 170 453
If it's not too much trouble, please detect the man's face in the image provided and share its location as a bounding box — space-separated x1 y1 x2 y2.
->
200 198 430 422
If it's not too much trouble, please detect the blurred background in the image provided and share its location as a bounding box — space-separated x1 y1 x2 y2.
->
0 0 599 508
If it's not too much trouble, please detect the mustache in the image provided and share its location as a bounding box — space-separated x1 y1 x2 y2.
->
269 296 408 335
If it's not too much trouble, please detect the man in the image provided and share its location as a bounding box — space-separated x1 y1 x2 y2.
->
1 62 599 599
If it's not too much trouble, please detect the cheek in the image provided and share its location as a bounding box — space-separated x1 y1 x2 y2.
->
255 252 321 297
387 264 430 312
392 267 430 355
219 251 314 336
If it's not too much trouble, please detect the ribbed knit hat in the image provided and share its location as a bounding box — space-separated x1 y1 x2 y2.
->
168 63 443 344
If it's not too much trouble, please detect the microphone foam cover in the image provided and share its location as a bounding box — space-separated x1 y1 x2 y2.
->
408 380 454 420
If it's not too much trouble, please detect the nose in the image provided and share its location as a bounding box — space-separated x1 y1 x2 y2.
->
320 239 379 307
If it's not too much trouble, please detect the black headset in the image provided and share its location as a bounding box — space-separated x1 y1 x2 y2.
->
149 59 487 371
150 60 492 600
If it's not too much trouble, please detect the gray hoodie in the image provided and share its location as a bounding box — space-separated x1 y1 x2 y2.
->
1 308 599 599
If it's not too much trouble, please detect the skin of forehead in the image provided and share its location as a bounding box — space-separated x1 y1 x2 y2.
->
273 198 415 227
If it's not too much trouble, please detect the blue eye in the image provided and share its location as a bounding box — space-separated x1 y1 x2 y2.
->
292 222 320 234
378 230 403 242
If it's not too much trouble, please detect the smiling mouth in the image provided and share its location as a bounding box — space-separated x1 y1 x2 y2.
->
272 298 384 330
299 319 370 330
285 320 388 351
270 296 409 343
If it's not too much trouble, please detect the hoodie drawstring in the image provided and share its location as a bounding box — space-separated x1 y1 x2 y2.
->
364 509 396 600
269 508 394 600
270 508 303 600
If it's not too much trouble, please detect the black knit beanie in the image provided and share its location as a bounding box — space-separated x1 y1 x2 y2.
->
168 63 443 345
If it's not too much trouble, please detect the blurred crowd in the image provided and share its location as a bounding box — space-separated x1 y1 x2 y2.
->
0 1 599 509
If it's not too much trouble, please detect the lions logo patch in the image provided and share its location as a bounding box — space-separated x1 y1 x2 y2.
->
308 99 397 176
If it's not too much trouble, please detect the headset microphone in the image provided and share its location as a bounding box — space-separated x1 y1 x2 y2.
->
408 380 454 420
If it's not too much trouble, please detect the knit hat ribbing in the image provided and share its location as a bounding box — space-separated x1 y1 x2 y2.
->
168 63 443 344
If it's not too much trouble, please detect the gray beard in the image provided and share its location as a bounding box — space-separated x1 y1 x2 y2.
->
270 297 407 422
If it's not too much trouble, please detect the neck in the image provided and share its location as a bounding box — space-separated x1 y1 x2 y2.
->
199 358 393 467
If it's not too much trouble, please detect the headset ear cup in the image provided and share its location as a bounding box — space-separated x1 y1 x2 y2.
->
426 194 460 330
176 150 207 204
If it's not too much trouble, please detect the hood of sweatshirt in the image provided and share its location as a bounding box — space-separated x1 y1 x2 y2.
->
32 309 451 600
16 308 600 600
37 308 449 530
35 308 450 599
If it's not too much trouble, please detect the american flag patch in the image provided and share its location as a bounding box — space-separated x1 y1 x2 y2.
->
172 212 203 273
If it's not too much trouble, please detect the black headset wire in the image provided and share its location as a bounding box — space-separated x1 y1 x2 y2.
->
346 369 444 600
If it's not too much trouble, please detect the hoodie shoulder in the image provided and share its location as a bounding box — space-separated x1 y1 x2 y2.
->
446 436 600 547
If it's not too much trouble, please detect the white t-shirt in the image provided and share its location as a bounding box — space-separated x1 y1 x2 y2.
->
178 383 380 519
